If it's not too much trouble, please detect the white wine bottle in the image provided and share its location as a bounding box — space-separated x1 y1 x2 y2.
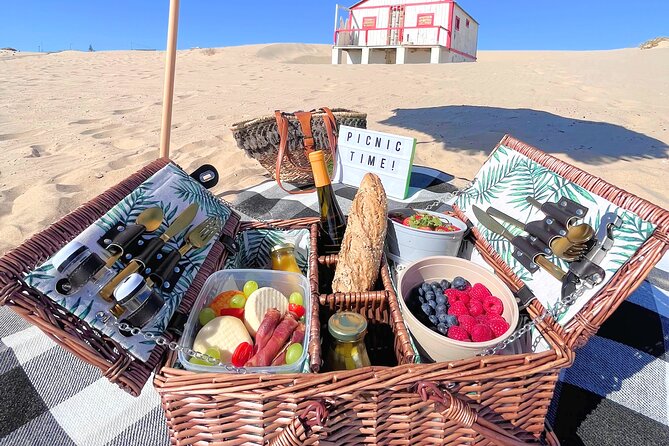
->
308 151 346 255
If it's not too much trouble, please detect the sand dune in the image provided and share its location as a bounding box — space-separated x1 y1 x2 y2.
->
0 43 667 254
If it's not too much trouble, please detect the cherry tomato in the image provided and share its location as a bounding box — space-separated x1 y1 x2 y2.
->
417 226 433 231
402 217 412 226
288 303 306 319
231 342 253 367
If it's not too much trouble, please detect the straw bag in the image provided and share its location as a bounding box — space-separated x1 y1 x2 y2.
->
231 108 367 192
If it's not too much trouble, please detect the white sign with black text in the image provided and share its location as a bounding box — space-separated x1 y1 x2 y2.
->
333 125 416 199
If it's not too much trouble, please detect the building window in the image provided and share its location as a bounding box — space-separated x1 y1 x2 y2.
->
466 19 470 28
455 16 460 31
362 17 376 29
417 13 434 27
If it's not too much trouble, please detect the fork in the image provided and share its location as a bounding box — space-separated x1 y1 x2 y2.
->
176 216 223 256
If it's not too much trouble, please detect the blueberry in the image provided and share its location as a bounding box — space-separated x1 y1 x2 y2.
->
430 281 440 288
418 294 426 304
452 276 467 291
436 295 446 305
430 325 439 332
421 303 433 316
445 314 458 327
417 287 425 297
437 323 448 335
440 279 450 289
435 304 447 314
429 315 439 326
437 313 449 324
428 300 437 310
425 291 436 301
421 283 431 293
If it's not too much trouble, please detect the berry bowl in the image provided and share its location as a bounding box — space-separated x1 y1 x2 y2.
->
397 256 519 362
386 209 467 264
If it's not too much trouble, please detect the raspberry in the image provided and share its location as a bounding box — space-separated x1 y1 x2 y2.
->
483 296 504 315
458 314 477 334
469 283 492 301
468 300 484 317
489 318 510 338
448 301 469 317
470 324 494 342
447 326 470 342
444 288 469 305
475 314 489 325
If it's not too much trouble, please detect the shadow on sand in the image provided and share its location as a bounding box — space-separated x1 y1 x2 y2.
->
381 106 668 165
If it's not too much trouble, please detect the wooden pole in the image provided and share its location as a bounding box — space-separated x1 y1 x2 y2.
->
159 0 180 159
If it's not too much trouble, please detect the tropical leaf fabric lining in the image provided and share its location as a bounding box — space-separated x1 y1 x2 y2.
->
224 228 310 275
456 144 656 327
24 164 231 362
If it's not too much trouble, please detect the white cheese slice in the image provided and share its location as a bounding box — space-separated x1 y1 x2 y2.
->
193 316 252 363
244 287 289 337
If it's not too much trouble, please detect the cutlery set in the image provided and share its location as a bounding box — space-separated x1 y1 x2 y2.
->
53 202 222 328
473 197 622 298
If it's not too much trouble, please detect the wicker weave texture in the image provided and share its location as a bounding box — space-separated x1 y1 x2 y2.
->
0 159 241 396
230 109 366 185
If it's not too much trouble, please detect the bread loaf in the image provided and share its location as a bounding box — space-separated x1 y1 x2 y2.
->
332 173 387 292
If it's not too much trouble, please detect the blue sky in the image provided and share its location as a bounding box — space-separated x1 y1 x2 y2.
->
1 1 667 52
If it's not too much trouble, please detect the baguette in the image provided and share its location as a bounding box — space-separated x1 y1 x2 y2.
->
332 173 387 292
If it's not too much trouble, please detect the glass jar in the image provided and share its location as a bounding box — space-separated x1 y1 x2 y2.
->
270 243 302 274
326 311 371 371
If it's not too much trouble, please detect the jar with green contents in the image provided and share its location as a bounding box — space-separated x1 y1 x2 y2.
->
326 311 371 370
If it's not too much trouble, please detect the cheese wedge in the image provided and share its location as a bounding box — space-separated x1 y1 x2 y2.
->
244 287 289 337
193 316 252 364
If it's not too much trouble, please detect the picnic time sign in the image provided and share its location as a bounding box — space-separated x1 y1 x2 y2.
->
334 125 416 199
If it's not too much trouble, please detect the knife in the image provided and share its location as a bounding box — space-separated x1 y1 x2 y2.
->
99 203 199 301
472 205 566 281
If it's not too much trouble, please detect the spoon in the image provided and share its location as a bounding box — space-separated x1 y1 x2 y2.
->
526 197 595 244
103 207 164 268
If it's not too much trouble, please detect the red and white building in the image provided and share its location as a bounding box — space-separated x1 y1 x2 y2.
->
332 0 478 64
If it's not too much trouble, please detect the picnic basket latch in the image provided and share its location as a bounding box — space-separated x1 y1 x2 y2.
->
268 400 329 446
415 381 531 446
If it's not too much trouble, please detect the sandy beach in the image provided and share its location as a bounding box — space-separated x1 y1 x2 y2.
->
0 43 667 254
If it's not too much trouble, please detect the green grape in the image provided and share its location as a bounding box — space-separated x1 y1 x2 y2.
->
243 280 259 297
198 307 216 326
229 294 246 309
189 356 209 366
285 343 303 365
205 347 221 360
288 292 304 306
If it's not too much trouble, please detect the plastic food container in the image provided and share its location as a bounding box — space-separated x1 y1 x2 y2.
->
386 209 467 264
178 269 311 374
397 256 519 362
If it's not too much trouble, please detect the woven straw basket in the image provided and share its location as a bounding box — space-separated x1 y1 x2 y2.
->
0 136 667 445
230 109 367 186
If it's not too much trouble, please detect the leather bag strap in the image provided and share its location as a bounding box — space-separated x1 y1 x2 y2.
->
274 111 314 195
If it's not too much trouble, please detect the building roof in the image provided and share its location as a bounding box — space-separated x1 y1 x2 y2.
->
349 1 479 25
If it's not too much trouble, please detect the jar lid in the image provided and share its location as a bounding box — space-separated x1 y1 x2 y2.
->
328 311 368 342
271 243 295 252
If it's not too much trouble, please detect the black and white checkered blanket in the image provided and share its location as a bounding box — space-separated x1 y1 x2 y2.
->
1 167 667 445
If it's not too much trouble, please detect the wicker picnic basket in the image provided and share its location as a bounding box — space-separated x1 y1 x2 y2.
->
230 108 367 186
152 136 669 445
0 136 667 445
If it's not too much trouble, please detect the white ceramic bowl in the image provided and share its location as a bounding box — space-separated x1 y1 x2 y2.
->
397 256 519 362
386 209 467 264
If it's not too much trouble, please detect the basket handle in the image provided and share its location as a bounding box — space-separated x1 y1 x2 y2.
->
268 401 329 446
415 381 532 446
274 111 314 195
273 108 339 195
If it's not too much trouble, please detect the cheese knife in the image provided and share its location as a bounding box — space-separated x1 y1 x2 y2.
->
472 205 566 281
99 203 199 300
